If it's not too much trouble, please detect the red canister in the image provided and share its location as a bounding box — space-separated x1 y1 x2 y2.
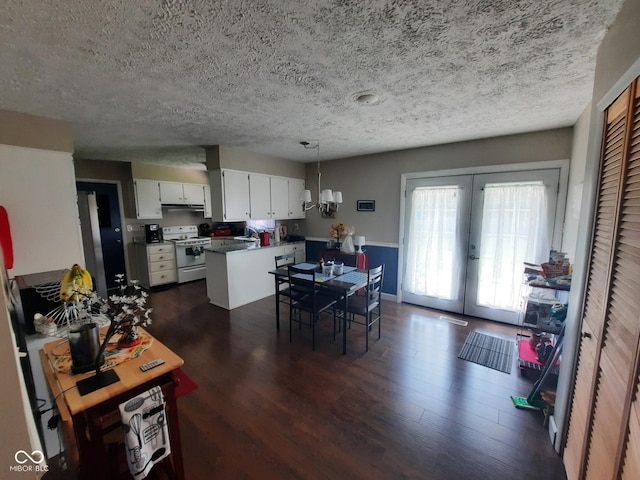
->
259 231 270 246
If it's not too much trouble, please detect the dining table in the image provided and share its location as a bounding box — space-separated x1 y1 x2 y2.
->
269 262 369 354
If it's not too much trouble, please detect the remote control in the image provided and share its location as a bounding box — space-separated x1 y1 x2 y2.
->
139 358 165 372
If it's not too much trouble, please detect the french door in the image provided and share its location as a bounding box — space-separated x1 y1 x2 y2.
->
402 168 560 324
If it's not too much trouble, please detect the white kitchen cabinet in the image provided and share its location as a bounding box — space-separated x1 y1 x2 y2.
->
250 174 291 220
159 182 184 204
134 242 177 288
222 170 251 220
183 183 206 204
206 245 286 309
249 173 272 219
209 169 251 221
287 178 306 219
270 176 289 219
285 242 306 263
210 169 304 221
159 181 206 205
133 179 162 219
203 185 212 218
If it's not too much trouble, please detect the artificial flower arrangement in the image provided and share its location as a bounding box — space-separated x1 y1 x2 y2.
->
330 223 353 240
102 277 153 347
34 266 154 374
44 266 153 347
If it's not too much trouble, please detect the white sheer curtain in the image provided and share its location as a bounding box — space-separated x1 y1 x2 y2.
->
476 183 549 310
404 186 462 299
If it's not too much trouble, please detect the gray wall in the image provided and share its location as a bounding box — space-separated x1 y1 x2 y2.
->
303 128 573 245
207 145 306 178
555 0 640 453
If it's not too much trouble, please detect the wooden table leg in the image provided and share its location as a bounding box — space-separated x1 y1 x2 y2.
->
164 383 185 480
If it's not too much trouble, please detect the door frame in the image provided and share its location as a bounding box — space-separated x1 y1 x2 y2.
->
75 178 131 286
397 160 570 305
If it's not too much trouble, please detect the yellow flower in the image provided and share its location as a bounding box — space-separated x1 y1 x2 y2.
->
330 223 347 239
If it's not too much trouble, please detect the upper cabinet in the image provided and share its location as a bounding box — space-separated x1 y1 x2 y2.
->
209 169 305 221
249 174 271 219
211 169 251 221
287 178 305 219
159 181 206 205
132 179 209 219
203 185 212 219
249 174 291 219
270 176 290 219
132 179 162 219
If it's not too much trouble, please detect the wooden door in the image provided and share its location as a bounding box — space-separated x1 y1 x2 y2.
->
564 78 640 479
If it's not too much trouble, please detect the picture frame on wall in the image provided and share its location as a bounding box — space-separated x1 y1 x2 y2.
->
357 200 375 212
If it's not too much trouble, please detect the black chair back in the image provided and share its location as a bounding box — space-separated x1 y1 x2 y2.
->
287 264 317 298
287 264 338 349
366 264 384 304
275 252 296 269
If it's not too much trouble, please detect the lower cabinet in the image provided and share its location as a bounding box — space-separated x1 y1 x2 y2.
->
135 243 177 288
205 242 305 309
285 243 305 263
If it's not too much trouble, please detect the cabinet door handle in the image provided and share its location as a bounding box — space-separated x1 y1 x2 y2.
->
582 332 592 339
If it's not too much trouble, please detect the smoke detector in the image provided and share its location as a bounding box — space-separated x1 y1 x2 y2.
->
352 91 381 105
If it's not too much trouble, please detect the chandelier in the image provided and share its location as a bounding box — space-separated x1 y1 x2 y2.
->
299 140 342 218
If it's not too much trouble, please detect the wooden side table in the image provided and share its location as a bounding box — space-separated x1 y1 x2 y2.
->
40 328 185 479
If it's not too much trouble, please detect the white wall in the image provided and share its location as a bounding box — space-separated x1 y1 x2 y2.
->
0 144 84 277
0 253 43 478
561 104 592 260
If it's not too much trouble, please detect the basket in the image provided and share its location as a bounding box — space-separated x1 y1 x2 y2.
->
541 261 570 279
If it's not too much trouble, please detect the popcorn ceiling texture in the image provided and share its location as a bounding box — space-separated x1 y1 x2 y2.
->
0 0 625 166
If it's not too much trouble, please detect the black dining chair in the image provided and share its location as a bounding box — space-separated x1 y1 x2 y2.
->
274 252 299 331
287 264 339 350
336 264 384 352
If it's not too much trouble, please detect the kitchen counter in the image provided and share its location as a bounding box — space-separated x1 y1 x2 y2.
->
205 241 306 309
205 240 304 254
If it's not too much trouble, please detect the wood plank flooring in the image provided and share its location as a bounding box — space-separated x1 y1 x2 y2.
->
141 280 565 479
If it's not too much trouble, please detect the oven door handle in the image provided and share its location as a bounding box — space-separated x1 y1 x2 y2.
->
180 265 206 272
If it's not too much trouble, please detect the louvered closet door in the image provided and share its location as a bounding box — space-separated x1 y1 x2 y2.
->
563 82 635 480
620 81 640 480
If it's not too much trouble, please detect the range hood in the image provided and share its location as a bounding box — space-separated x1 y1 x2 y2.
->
162 204 205 212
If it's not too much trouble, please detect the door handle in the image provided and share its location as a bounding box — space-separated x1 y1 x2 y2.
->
582 332 592 339
469 254 479 260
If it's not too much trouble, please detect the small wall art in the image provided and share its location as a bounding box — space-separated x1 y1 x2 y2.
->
356 200 375 212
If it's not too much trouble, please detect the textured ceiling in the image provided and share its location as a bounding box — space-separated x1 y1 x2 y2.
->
0 0 625 167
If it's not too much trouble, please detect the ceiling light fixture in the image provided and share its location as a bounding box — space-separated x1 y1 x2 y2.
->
299 140 342 218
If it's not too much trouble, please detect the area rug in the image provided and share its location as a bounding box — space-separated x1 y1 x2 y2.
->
458 331 514 374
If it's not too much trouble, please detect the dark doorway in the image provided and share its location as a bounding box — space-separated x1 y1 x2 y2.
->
76 182 127 292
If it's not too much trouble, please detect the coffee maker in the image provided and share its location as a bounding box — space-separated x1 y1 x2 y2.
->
145 224 162 243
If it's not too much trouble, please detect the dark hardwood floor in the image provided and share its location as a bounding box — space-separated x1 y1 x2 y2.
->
141 279 565 480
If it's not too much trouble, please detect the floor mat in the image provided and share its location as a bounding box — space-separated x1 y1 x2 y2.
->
458 331 514 374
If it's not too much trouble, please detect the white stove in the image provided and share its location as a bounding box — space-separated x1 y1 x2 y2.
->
162 226 212 283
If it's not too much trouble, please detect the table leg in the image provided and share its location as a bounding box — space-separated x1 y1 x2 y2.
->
342 292 348 355
274 277 280 331
165 383 185 480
